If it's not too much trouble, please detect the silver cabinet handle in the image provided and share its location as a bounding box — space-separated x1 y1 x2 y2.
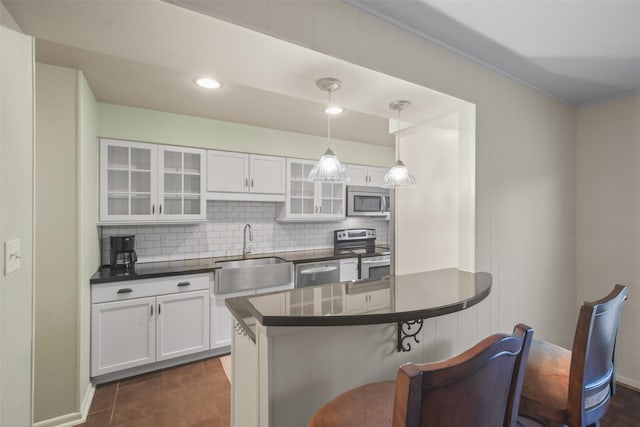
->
158 304 161 315
117 288 133 294
152 204 155 214
251 178 254 187
159 204 162 214
245 178 248 187
177 281 190 287
300 266 338 274
150 305 154 315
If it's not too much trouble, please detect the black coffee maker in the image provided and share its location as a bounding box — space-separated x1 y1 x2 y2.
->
110 235 138 269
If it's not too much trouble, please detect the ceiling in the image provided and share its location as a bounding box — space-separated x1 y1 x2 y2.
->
4 0 469 147
348 0 640 107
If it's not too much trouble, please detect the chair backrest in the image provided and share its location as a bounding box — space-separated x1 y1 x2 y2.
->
392 323 534 427
567 284 628 427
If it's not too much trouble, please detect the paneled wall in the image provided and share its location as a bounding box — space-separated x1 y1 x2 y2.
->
207 0 577 362
577 95 640 387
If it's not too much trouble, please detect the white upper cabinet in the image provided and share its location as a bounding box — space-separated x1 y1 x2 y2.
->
279 158 345 221
99 138 206 223
207 150 285 201
250 154 286 194
100 139 158 222
367 167 387 187
158 145 206 221
346 164 388 188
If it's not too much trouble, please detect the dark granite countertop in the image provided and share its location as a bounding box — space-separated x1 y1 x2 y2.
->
90 246 390 284
226 268 491 341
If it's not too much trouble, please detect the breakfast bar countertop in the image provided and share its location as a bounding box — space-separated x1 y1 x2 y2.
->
226 268 491 341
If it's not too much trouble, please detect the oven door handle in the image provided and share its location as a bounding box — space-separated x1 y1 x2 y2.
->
299 266 338 274
361 259 388 265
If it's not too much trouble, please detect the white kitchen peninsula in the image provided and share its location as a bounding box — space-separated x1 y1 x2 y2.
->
226 269 491 427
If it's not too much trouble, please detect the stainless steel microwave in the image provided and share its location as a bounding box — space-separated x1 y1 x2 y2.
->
346 185 390 217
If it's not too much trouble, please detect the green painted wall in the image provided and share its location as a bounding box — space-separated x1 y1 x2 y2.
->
97 103 395 167
0 25 34 427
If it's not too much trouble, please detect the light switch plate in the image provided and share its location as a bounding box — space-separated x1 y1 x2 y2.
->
4 239 21 275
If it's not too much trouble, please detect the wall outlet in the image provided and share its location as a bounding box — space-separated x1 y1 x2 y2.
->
4 239 21 275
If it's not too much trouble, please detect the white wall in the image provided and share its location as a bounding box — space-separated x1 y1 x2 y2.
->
577 94 640 388
0 23 34 427
211 0 577 361
395 119 460 274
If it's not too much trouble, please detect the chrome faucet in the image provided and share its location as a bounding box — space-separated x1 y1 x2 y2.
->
242 223 253 258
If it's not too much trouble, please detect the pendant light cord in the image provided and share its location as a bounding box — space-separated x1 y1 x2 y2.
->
396 107 401 162
327 89 332 149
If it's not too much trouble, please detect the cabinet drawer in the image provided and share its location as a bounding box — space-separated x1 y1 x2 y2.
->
92 273 211 303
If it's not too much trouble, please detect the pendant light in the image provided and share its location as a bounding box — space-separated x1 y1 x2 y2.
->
383 100 416 188
308 78 349 183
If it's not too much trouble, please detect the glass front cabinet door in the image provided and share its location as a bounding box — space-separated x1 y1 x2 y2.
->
99 139 206 223
100 139 158 222
283 158 346 220
158 146 206 221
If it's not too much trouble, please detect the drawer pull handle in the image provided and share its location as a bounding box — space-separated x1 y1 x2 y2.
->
117 288 133 294
177 281 191 287
150 305 154 315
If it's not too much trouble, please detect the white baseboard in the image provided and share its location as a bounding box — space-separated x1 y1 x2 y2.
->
617 374 640 390
33 383 95 427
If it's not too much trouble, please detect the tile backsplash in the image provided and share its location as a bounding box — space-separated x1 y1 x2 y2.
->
100 201 389 265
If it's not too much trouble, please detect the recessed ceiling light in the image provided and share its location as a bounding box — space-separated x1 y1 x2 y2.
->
194 77 222 89
325 106 343 115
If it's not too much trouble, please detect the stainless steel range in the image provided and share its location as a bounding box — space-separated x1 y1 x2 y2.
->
334 228 390 280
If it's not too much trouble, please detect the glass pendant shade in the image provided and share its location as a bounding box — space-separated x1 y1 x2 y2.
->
308 77 350 183
385 100 416 189
308 148 349 183
383 159 416 188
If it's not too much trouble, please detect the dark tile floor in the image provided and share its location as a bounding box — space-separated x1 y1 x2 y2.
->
79 357 639 427
79 357 230 427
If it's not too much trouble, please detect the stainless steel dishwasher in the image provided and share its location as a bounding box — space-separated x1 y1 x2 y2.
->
295 260 341 288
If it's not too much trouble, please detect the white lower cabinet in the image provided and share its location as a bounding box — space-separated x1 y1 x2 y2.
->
210 290 253 349
91 273 211 377
344 288 390 314
339 258 358 281
211 284 294 350
91 297 156 376
156 290 210 361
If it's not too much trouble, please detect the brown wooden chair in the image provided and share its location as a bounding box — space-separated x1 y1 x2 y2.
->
308 323 534 427
519 284 628 427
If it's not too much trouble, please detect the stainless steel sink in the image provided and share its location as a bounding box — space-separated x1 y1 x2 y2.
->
214 257 293 294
